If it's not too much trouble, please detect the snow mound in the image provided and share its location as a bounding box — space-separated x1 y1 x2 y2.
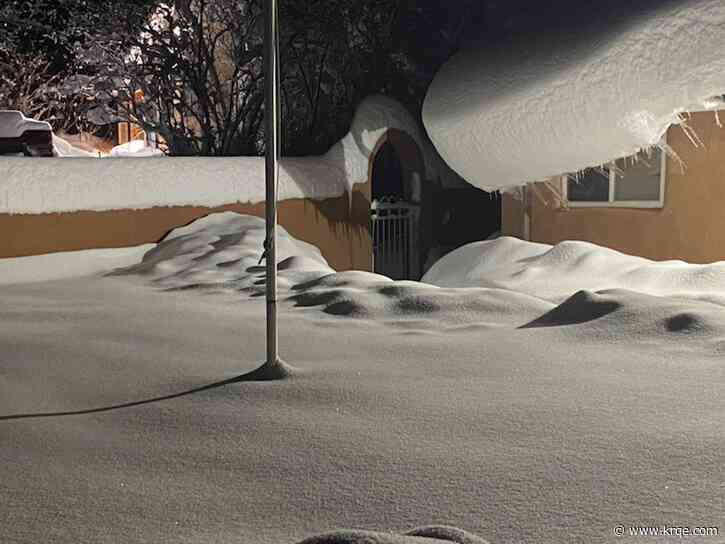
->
423 0 725 189
110 139 164 157
111 212 333 293
297 526 489 544
289 281 551 327
52 134 97 157
423 237 725 303
522 289 725 350
109 213 551 327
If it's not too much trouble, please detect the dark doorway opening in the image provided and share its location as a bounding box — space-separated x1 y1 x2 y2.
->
371 141 404 201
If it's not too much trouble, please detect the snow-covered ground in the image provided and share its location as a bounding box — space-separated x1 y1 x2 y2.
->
423 0 725 189
2 213 724 543
52 134 98 158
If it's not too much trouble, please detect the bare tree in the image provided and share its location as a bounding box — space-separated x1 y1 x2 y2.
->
79 0 266 156
0 50 99 134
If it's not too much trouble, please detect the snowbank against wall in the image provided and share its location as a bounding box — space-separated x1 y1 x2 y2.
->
0 96 449 270
424 0 725 190
423 235 725 303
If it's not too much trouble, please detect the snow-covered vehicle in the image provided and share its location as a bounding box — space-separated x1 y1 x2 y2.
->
0 111 54 157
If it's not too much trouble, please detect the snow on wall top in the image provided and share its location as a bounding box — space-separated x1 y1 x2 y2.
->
0 95 455 215
0 111 51 138
423 0 725 190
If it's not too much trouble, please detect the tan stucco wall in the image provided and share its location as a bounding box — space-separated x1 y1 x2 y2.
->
1 184 373 272
502 111 725 263
501 190 526 240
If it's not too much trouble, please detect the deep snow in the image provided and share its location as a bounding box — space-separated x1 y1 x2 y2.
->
2 213 725 544
423 0 725 189
423 236 725 303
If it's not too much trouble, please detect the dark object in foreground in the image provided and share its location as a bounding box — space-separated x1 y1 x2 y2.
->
296 525 489 544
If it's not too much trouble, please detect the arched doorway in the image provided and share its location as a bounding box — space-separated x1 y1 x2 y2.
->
369 132 425 281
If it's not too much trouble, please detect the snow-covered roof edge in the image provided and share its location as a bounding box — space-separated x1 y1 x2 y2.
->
423 0 725 191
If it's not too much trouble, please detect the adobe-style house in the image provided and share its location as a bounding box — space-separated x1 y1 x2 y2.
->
0 96 499 278
501 110 725 263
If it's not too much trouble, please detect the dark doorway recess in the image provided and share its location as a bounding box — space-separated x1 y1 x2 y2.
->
371 141 405 201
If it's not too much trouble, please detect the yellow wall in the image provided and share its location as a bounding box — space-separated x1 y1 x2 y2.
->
0 182 373 273
502 111 725 263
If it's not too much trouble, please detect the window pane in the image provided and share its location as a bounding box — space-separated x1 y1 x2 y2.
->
614 148 662 201
567 168 609 202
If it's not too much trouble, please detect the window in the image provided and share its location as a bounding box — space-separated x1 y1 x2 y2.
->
563 146 665 208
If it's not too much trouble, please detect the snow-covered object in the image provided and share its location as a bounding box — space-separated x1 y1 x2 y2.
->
110 139 164 157
423 0 725 190
0 111 51 138
114 212 334 293
52 134 97 157
423 236 725 303
0 95 457 214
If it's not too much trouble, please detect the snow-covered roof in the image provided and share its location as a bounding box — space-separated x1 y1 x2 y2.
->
423 0 725 190
0 95 457 214
0 111 51 139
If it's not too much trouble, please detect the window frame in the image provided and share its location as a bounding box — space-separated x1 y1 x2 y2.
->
562 144 666 209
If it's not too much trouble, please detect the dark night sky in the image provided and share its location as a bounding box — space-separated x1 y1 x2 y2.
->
458 0 686 46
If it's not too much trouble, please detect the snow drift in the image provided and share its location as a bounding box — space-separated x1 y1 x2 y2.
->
110 139 164 158
52 134 98 157
422 236 725 303
423 0 725 189
0 95 456 214
0 244 153 286
111 212 552 328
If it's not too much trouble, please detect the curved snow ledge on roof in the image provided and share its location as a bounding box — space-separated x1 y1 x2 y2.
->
0 95 453 214
423 0 725 190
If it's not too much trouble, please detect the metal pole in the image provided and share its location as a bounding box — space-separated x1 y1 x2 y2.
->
264 0 280 366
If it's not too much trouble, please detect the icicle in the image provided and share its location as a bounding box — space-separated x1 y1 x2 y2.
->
658 141 686 174
677 113 705 149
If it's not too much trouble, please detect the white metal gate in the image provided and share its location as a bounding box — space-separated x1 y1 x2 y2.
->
371 198 420 280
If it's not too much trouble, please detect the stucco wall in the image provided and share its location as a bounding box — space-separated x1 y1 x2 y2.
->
502 111 725 263
0 184 372 272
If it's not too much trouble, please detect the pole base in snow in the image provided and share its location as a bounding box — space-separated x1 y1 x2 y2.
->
235 358 293 382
